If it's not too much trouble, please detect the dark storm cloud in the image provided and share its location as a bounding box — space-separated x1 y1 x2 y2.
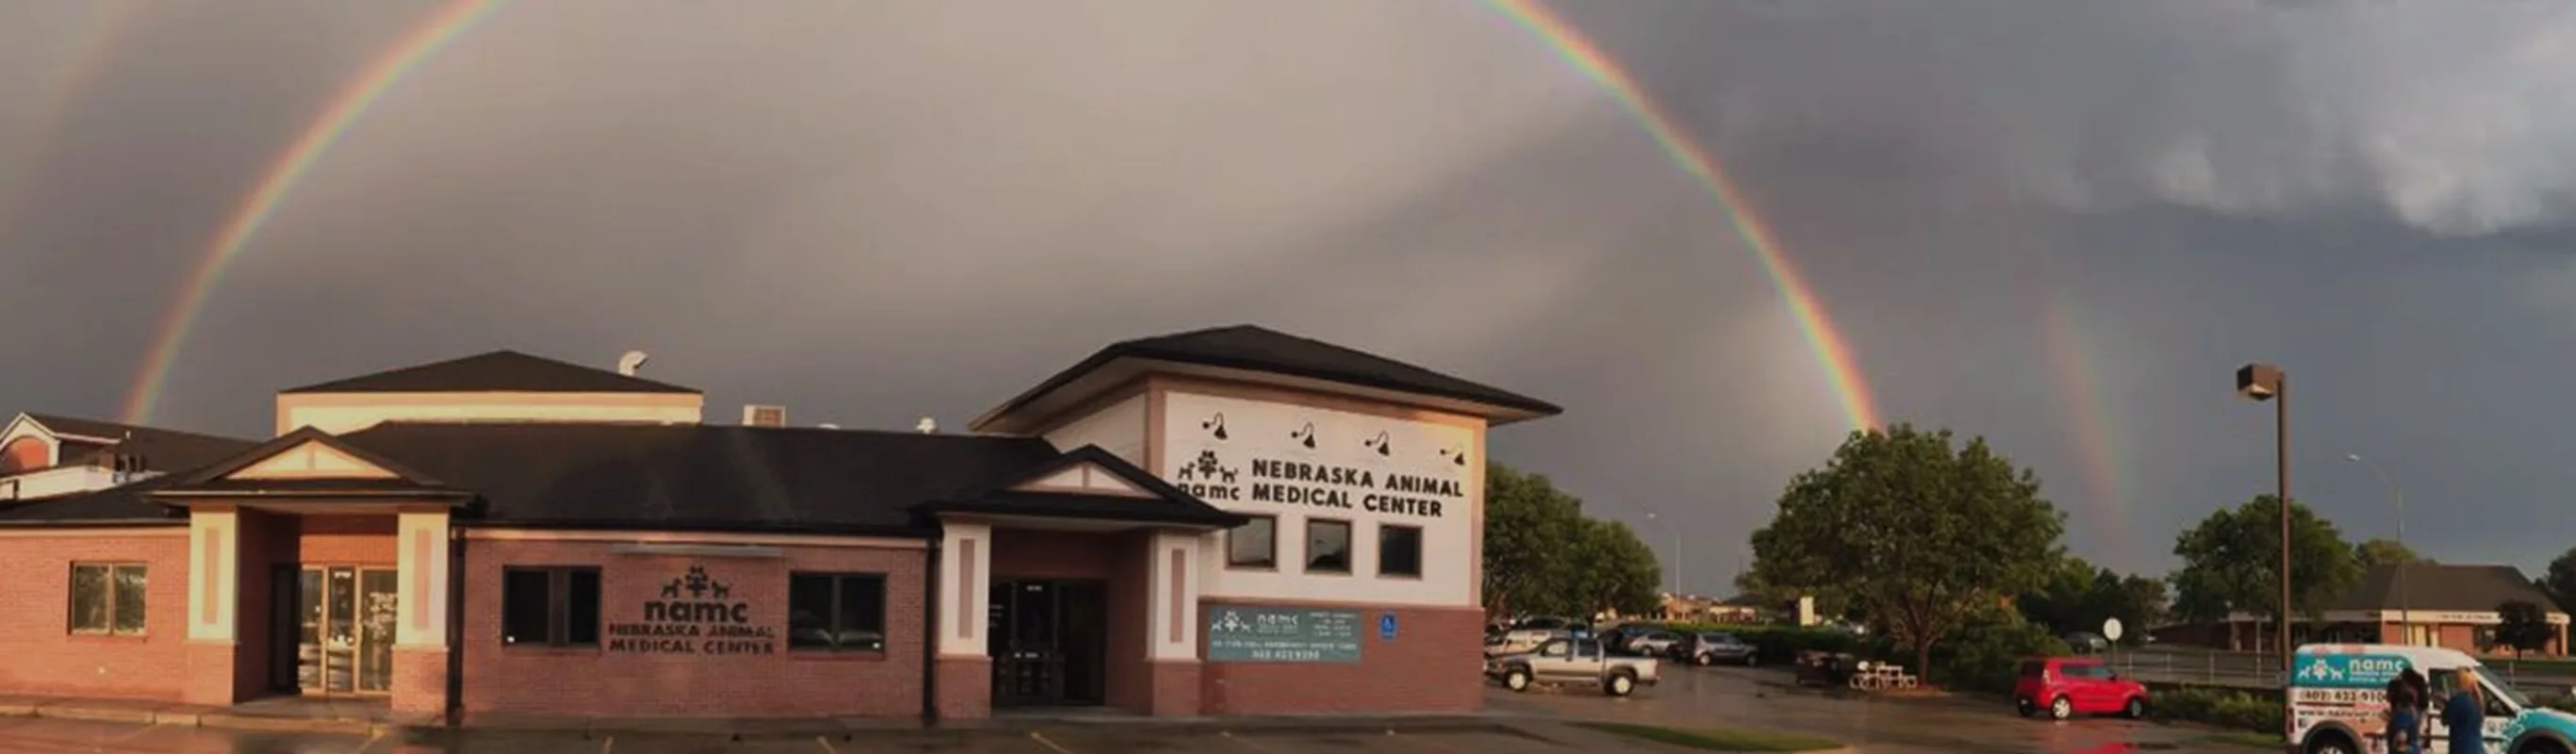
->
6 0 2576 589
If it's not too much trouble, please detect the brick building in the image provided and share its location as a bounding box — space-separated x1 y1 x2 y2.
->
2161 563 2572 657
0 325 1558 723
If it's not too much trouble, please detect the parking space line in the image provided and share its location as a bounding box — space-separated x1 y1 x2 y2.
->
1030 730 1080 754
1219 730 1281 752
348 729 384 754
815 734 840 754
1386 729 1470 752
602 734 615 753
101 722 165 745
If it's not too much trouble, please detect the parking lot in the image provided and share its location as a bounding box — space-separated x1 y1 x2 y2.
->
0 714 1589 754
1484 660 2270 753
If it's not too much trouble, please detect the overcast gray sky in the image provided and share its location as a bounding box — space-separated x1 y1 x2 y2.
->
6 0 2575 591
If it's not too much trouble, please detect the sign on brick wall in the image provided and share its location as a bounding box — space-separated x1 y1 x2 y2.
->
606 565 778 655
1207 605 1360 663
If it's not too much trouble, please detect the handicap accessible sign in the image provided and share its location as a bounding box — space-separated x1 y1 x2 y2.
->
1379 613 1398 641
2293 653 2411 689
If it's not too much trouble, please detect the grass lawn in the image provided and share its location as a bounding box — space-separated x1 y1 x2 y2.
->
1571 721 1843 752
2193 730 2281 749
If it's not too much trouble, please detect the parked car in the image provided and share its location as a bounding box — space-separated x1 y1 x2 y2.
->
1487 637 1660 697
2013 656 2147 720
1605 622 1661 652
1626 630 1684 657
2060 631 2109 654
1490 618 1575 657
1679 631 1758 665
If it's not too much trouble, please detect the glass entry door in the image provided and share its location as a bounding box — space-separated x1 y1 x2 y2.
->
987 580 1106 708
294 566 398 695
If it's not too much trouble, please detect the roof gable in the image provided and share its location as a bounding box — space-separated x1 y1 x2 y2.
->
281 351 701 395
4 413 257 475
920 445 1247 529
1004 456 1153 499
975 325 1559 432
178 427 443 487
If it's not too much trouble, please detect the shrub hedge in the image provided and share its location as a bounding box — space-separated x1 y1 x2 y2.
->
2143 685 2284 733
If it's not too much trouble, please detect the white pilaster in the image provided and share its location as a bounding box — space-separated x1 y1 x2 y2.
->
1148 531 1202 661
186 509 239 642
937 522 992 658
395 510 453 648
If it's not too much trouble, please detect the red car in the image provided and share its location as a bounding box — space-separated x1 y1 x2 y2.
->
2013 656 2149 720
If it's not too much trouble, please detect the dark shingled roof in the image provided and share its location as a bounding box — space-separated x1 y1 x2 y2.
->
333 422 1065 534
280 351 701 395
917 445 1247 528
2332 563 2563 614
21 413 257 474
994 325 1560 420
0 475 188 525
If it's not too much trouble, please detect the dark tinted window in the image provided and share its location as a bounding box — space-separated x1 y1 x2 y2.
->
788 573 887 652
2020 660 2049 678
502 566 600 647
1306 519 1352 573
1378 525 1423 578
1227 516 1276 568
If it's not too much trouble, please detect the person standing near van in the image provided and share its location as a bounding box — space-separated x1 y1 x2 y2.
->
2402 668 2432 748
2442 670 2484 754
2386 682 2422 754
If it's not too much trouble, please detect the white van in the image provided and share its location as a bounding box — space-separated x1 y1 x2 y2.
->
2289 644 2575 754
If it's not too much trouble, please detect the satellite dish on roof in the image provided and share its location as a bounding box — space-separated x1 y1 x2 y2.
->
916 418 937 434
617 351 650 376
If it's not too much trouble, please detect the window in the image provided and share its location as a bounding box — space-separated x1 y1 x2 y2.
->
501 566 600 647
1306 518 1351 574
789 573 885 652
68 564 146 636
1226 516 1276 569
1378 524 1422 578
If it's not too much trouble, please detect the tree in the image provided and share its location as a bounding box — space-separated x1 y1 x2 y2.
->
2541 547 2576 615
1565 518 1663 616
2354 538 2422 570
1483 463 1586 618
2111 574 2169 639
2496 600 2554 660
2013 555 2100 632
2169 495 2362 643
1746 424 2066 679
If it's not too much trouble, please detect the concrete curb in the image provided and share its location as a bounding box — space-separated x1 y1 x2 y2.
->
0 698 425 737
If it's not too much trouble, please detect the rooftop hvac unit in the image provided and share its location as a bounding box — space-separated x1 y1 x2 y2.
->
743 404 787 427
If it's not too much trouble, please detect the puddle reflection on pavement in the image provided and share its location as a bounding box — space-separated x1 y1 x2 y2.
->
1483 664 2254 753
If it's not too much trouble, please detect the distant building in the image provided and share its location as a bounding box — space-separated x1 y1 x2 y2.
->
1659 593 1764 624
0 413 255 500
2161 563 2569 656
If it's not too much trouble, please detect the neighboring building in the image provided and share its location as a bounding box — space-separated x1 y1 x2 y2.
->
1657 593 1763 624
2194 563 2570 656
0 325 1558 723
0 413 256 501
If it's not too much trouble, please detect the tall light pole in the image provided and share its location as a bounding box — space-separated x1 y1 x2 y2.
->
2346 453 2408 645
2235 363 2291 675
1645 511 1680 598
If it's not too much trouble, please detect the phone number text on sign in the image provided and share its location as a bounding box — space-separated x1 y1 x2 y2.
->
2293 687 2386 706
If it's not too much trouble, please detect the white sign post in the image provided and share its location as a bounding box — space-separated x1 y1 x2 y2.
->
2103 618 2124 675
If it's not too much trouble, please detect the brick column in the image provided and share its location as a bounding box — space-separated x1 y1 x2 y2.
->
1144 530 1202 716
933 522 992 720
183 507 242 706
390 511 452 716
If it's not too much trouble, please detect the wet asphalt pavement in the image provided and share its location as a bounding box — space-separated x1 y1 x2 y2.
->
1483 662 2269 753
0 664 2274 753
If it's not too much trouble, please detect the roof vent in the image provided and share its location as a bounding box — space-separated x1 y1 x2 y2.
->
916 418 937 434
617 350 650 377
744 404 787 427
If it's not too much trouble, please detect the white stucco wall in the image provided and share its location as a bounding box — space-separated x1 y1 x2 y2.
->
1040 393 1146 466
1157 391 1477 608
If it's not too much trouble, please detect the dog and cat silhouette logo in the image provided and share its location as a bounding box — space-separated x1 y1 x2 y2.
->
658 565 730 600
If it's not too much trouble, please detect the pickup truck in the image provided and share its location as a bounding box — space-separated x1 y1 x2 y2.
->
1486 637 1660 697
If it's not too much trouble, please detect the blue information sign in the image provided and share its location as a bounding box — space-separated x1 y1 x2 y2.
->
1379 612 1399 641
1207 606 1362 663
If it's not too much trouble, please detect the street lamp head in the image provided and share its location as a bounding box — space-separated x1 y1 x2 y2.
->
2236 363 2284 402
2345 454 2363 463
